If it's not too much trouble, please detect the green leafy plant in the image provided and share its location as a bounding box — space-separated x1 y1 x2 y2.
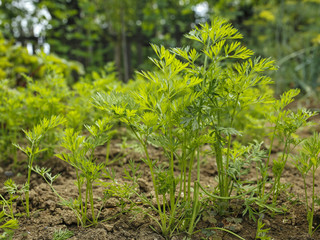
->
94 47 202 237
0 210 18 240
94 17 281 238
262 89 316 204
54 118 113 226
0 79 25 165
13 115 65 217
255 217 271 240
175 17 277 214
52 228 74 240
293 132 320 236
0 178 29 221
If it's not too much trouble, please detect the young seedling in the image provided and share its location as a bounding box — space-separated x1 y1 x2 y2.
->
52 228 74 240
264 89 316 204
255 217 271 240
13 115 65 217
293 132 320 236
55 118 113 226
0 210 19 240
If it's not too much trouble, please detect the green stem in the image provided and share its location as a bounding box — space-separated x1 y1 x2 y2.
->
167 126 177 232
303 176 309 215
188 181 200 234
224 93 240 197
187 149 195 202
141 142 164 230
214 137 225 197
75 168 84 225
84 179 89 225
310 168 315 236
272 140 290 203
182 131 187 201
192 227 245 240
106 141 110 165
42 175 83 225
25 141 36 217
262 114 280 198
128 125 162 218
89 181 96 224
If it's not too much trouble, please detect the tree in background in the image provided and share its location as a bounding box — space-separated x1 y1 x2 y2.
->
1 0 201 82
1 0 319 91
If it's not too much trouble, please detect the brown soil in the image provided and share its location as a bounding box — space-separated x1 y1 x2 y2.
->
1 129 320 240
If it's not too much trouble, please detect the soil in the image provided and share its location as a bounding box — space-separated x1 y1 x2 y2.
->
1 120 320 240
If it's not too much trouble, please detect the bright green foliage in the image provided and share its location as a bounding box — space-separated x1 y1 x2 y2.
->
255 218 271 240
13 115 65 217
0 79 25 164
69 63 123 130
0 179 27 220
0 38 122 166
263 89 317 203
0 38 85 164
94 17 280 237
0 179 19 239
0 34 38 82
94 43 203 236
176 18 276 212
52 229 74 240
1 12 319 239
32 118 115 227
0 210 18 240
210 0 320 95
0 34 83 85
293 132 320 236
55 118 113 226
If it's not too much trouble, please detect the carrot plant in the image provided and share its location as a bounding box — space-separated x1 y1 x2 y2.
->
0 210 18 240
94 52 203 237
94 17 319 238
263 89 316 204
293 132 320 236
94 17 279 238
0 79 25 166
0 180 19 239
13 115 65 217
53 118 113 226
32 118 116 227
173 18 277 212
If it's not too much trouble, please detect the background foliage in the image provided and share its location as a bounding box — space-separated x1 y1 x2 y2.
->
0 0 319 87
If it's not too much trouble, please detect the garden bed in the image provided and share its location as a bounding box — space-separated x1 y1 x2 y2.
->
1 134 320 240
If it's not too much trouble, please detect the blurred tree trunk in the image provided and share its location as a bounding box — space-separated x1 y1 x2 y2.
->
114 35 122 80
121 9 129 82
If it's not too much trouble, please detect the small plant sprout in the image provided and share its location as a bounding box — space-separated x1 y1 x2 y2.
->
0 178 29 221
52 228 74 240
293 132 320 236
255 217 271 240
0 208 19 240
13 115 65 217
55 117 113 226
264 89 316 204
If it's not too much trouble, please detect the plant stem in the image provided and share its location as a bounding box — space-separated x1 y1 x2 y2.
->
89 182 96 224
261 114 280 199
25 141 36 217
272 139 290 204
309 168 315 236
106 140 110 165
187 149 195 202
75 168 84 225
